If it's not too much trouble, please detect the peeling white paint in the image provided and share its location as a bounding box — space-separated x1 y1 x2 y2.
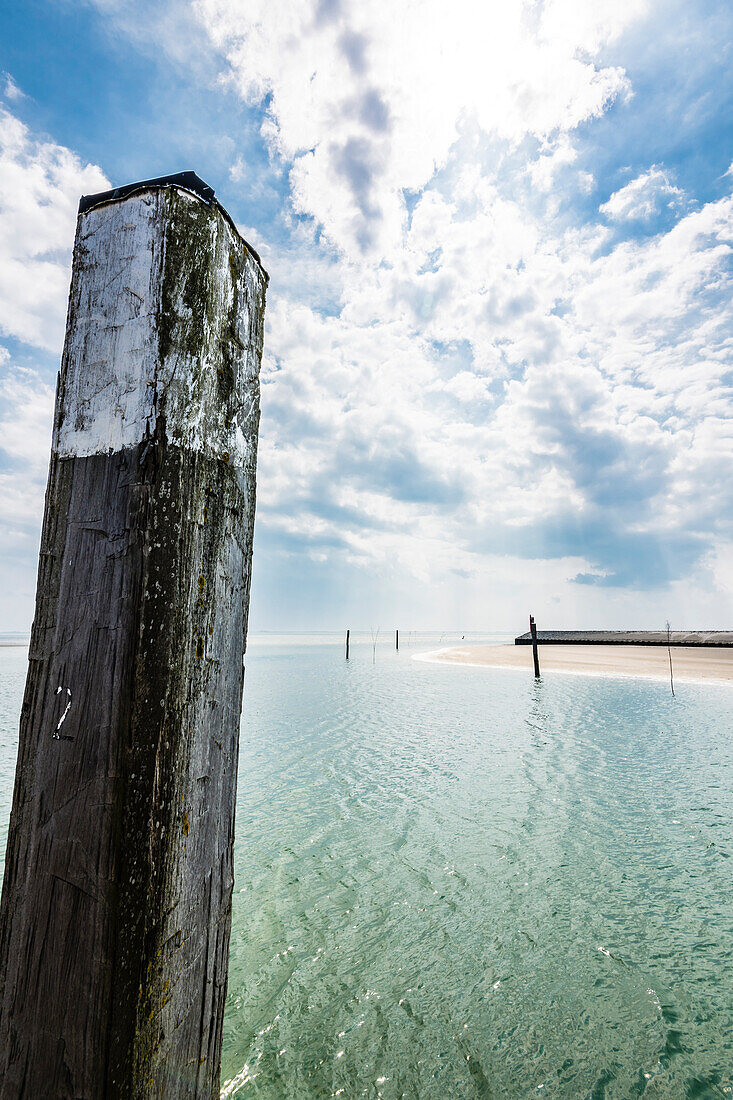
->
53 188 265 467
52 686 72 738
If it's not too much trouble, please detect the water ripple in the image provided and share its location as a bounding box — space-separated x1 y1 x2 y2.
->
220 643 733 1098
0 639 730 1098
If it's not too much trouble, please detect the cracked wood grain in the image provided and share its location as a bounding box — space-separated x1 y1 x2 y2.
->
0 183 266 1099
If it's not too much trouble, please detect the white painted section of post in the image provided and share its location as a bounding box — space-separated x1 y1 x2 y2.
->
54 190 260 468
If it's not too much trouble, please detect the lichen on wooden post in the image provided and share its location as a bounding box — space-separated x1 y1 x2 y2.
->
0 175 267 1098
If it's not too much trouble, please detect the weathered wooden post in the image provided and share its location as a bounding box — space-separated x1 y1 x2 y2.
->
345 629 350 659
0 173 267 1099
395 628 399 651
530 614 541 678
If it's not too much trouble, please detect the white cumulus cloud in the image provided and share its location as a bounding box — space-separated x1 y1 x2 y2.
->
0 104 109 351
197 0 640 257
3 3 733 629
600 165 686 222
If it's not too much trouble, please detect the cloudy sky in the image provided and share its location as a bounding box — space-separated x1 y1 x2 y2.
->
1 0 732 632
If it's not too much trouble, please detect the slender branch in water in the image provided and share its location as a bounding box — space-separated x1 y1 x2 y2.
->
370 626 380 664
666 620 675 697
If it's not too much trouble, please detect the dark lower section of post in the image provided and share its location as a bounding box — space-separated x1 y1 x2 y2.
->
530 615 541 678
0 437 255 1097
346 629 350 659
396 629 399 651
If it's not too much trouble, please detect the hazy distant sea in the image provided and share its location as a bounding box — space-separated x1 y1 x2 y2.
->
1 632 731 1098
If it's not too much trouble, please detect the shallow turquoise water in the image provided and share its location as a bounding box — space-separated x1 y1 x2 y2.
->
0 635 732 1098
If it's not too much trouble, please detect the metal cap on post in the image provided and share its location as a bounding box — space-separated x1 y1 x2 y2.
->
0 175 267 1098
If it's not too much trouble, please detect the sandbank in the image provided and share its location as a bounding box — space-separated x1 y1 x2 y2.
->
414 643 733 684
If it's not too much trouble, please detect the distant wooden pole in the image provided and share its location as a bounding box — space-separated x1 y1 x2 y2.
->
346 629 350 659
395 628 399 651
0 175 267 1098
530 614 541 678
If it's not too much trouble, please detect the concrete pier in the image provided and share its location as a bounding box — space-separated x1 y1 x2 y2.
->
515 630 733 647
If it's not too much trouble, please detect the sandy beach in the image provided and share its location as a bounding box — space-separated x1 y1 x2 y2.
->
415 643 733 684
